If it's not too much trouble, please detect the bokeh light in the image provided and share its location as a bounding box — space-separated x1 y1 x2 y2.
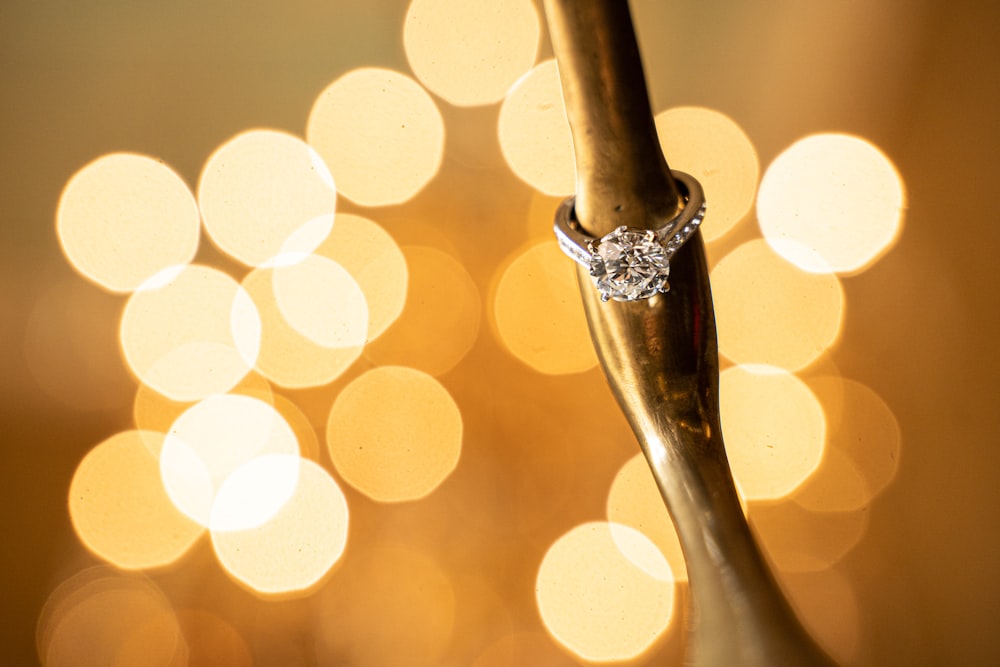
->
38 10 918 667
133 371 274 437
473 632 580 667
720 365 826 500
68 431 203 570
316 213 408 341
56 153 200 293
492 241 597 375
607 453 687 581
750 500 868 573
792 446 871 512
307 67 444 206
797 376 902 510
655 106 759 242
212 457 349 596
271 254 368 348
160 394 300 527
198 129 336 268
37 568 184 667
208 454 301 533
316 545 455 666
403 0 540 107
326 365 462 502
536 521 675 662
365 246 480 376
24 280 133 412
114 608 189 667
241 265 364 388
270 393 322 463
712 239 845 371
498 59 575 195
758 133 905 274
23 0 958 664
119 264 261 402
175 609 253 667
843 387 903 497
780 569 860 665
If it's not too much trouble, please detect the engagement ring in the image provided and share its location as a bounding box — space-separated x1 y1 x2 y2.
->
554 170 706 302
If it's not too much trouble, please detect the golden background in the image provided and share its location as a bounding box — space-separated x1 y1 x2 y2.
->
2 0 998 664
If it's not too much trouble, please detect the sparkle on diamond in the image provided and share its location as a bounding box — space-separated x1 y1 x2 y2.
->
589 227 670 302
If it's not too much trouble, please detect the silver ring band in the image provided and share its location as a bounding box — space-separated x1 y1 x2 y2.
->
553 170 706 301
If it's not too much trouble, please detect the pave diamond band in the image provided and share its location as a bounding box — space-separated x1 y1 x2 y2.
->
553 170 706 302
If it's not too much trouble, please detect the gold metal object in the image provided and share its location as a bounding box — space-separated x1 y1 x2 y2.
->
542 1 837 664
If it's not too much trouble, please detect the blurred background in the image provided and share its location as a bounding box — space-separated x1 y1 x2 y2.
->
2 0 998 664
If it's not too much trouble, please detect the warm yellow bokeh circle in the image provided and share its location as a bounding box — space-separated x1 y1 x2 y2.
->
758 133 905 274
720 365 826 500
119 264 262 402
36 568 183 667
159 394 300 528
198 129 336 268
750 498 869 573
779 569 861 665
796 376 903 510
240 265 365 388
307 67 444 206
68 431 203 570
655 106 759 242
607 453 687 581
57 153 200 293
536 521 675 662
493 241 597 375
317 213 408 342
498 59 575 195
403 0 540 106
270 254 369 349
212 456 349 597
364 246 481 376
712 239 844 371
132 370 274 439
174 609 254 667
326 365 463 502
24 280 133 412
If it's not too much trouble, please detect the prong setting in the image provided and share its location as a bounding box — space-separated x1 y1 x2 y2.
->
552 170 706 302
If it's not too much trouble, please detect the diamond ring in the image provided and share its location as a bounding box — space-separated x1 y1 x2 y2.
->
553 170 706 302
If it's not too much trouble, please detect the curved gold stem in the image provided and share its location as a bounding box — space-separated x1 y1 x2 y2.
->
542 1 836 664
543 0 680 234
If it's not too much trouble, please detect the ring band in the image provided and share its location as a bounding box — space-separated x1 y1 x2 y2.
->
553 170 706 302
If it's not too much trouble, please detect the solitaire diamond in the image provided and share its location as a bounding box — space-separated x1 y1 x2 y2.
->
588 226 671 302
552 170 706 301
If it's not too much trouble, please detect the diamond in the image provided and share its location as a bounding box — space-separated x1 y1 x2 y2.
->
552 171 706 301
588 226 670 302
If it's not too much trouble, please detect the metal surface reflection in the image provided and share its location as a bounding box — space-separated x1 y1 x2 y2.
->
543 0 835 663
